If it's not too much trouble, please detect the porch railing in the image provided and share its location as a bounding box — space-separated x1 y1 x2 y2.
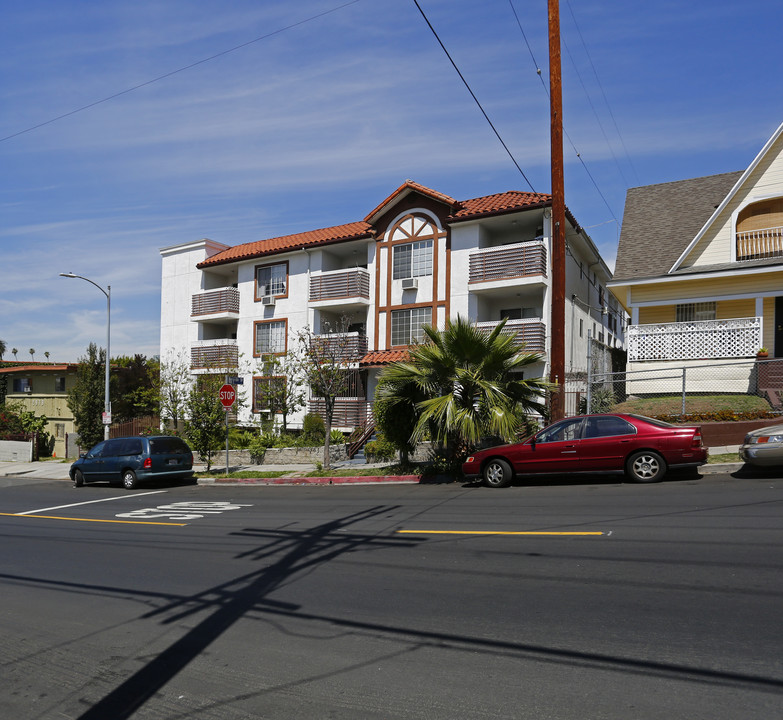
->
476 319 547 353
191 287 240 316
307 398 371 429
310 268 370 302
310 332 368 361
469 240 547 284
627 316 761 361
190 340 239 369
736 225 783 261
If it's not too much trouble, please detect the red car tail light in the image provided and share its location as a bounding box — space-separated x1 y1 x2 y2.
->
692 429 703 447
144 457 152 469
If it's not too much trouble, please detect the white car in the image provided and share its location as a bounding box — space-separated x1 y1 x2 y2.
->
739 423 783 468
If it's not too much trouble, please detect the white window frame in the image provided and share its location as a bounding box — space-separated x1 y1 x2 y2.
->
392 240 433 279
391 307 432 346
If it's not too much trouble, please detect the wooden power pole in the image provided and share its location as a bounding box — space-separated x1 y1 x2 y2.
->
548 0 566 421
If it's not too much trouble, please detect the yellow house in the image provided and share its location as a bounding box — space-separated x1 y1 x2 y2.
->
609 122 783 401
1 363 79 457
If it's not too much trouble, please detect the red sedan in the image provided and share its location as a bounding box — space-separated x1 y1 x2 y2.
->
463 413 707 488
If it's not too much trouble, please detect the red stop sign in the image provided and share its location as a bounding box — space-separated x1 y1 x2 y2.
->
219 384 236 408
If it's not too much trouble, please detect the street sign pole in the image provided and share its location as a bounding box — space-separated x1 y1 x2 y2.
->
219 378 237 476
225 374 230 476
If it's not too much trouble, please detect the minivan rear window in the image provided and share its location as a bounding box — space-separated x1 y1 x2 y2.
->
149 437 190 455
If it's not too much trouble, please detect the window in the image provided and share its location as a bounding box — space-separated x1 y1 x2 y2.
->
255 262 287 299
254 320 287 355
253 376 286 413
536 418 583 443
391 307 432 346
393 240 433 279
55 423 65 439
55 376 66 392
584 416 635 439
676 302 716 322
12 378 32 392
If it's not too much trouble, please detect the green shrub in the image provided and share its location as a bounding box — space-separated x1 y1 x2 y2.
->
330 429 345 444
301 413 325 445
364 435 396 463
579 388 616 415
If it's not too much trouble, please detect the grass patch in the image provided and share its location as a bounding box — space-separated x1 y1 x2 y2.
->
612 394 771 416
707 452 741 464
304 464 417 478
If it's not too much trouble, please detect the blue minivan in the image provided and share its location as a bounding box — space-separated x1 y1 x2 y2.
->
70 436 194 489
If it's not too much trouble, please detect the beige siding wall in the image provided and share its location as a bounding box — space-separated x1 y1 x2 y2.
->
684 134 783 267
717 298 755 318
631 271 783 304
638 306 674 324
638 298 755 325
764 296 775 348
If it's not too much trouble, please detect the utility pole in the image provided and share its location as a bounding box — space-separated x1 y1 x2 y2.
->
548 0 566 421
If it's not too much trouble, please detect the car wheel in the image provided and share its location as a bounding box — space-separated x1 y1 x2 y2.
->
483 458 513 488
122 469 138 490
73 469 84 488
626 451 666 483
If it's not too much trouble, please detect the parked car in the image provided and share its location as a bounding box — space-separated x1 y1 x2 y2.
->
739 422 783 468
70 436 194 489
462 413 707 488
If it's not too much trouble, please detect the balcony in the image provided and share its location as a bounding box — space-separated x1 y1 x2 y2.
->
627 317 761 362
191 287 240 317
736 226 783 261
469 240 547 287
309 268 370 306
190 340 238 369
476 319 546 353
310 332 368 362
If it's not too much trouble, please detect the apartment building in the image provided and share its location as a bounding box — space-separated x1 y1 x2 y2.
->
160 181 620 429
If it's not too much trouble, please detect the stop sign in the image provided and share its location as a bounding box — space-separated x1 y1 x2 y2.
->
219 384 236 408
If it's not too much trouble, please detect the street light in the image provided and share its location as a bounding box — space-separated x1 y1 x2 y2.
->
60 272 111 440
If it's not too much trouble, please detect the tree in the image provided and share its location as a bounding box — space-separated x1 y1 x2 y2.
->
295 318 356 469
0 339 5 360
67 343 106 449
377 316 552 465
12 348 18 360
29 348 35 361
44 351 50 361
111 354 158 421
372 380 419 465
184 374 226 472
157 353 192 432
252 351 306 433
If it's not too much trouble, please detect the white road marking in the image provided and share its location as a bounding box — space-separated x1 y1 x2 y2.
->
17 491 167 515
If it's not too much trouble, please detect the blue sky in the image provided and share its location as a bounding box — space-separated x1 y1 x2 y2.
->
2 0 782 362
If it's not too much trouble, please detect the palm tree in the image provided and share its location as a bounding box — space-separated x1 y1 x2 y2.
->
29 348 35 361
0 339 5 361
12 348 18 361
377 316 552 462
44 351 50 361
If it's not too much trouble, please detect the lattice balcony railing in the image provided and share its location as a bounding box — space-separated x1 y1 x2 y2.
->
309 332 368 362
191 287 240 316
469 240 547 284
736 225 783 261
627 317 761 361
310 268 370 302
475 319 547 353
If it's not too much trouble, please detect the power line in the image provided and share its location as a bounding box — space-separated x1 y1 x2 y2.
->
412 0 537 193
0 0 363 144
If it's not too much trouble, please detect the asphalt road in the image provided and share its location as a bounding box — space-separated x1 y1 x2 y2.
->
1 471 781 720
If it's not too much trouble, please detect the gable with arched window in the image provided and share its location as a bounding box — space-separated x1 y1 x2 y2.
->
736 197 783 261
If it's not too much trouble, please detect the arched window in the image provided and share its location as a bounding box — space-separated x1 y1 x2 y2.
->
736 198 783 261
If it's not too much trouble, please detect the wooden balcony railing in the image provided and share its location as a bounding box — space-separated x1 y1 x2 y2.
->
190 340 238 369
191 287 240 316
310 268 370 302
307 398 371 429
476 319 546 353
469 240 547 284
310 332 368 362
627 317 761 361
736 226 783 261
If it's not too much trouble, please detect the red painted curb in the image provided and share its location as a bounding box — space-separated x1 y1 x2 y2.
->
210 475 420 485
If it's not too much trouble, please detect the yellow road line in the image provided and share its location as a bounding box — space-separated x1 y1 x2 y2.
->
0 512 185 526
397 530 604 536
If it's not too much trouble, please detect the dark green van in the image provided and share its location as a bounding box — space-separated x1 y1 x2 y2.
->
70 436 194 489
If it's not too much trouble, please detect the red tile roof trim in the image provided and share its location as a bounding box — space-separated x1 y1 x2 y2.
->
359 349 410 367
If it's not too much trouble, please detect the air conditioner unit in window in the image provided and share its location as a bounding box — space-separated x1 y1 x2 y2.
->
401 278 418 290
261 295 275 306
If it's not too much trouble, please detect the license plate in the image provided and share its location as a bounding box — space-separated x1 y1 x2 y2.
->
167 459 179 466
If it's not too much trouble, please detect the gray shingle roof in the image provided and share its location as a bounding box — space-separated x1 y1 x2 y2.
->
612 171 743 282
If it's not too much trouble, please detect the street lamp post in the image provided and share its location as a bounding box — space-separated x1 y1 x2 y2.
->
60 273 111 440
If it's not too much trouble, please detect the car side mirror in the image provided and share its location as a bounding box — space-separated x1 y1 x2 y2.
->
80 453 87 459
530 436 536 450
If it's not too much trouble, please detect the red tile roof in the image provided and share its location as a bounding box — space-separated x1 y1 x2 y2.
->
196 183 558 269
359 349 410 367
0 364 77 374
198 221 374 269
